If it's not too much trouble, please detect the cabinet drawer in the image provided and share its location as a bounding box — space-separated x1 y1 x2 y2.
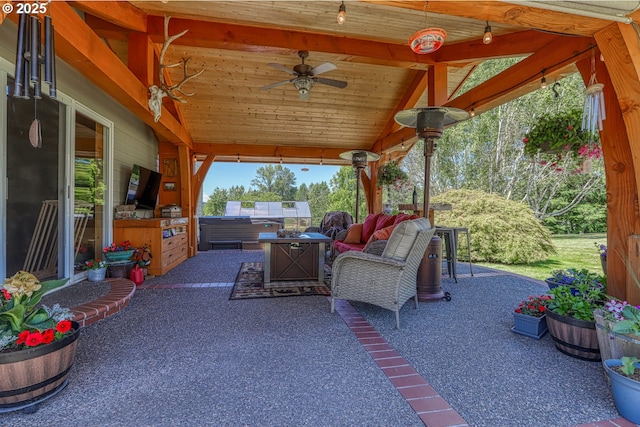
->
162 244 188 268
162 234 187 254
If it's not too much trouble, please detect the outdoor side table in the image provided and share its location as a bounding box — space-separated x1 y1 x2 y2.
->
258 232 331 284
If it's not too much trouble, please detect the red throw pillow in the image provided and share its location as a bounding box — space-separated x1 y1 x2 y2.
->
361 214 381 243
375 214 395 231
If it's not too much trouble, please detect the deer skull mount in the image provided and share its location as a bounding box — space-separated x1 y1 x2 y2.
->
148 16 205 123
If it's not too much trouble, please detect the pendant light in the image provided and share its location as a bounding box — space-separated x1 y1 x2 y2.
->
483 21 492 44
336 1 346 25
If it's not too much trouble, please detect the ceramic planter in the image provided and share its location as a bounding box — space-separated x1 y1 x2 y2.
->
0 322 80 413
103 249 135 262
603 359 640 424
546 309 600 361
512 312 548 339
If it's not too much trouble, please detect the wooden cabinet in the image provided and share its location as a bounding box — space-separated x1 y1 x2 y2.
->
113 218 189 276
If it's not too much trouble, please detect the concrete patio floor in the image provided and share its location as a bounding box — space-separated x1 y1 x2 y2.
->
4 250 637 427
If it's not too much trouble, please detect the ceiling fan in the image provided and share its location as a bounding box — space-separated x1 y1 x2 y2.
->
260 51 348 99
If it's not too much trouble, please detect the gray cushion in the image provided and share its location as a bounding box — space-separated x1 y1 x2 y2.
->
382 218 431 261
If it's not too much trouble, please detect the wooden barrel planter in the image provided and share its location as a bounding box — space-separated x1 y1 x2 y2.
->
0 322 80 413
546 310 600 361
595 310 640 362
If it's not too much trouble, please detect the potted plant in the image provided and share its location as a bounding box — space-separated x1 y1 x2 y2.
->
595 301 640 362
545 268 604 292
0 271 79 412
103 240 135 262
603 356 640 424
512 294 551 339
83 258 108 282
544 282 608 361
377 162 409 213
522 108 601 159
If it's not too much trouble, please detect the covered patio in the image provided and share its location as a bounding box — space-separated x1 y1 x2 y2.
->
19 250 632 427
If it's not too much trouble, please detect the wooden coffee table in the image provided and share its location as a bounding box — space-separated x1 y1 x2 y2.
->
258 232 331 284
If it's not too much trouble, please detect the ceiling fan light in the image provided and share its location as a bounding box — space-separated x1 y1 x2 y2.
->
409 28 447 54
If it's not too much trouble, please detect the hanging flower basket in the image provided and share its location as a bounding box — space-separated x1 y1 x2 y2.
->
377 162 408 187
522 108 601 167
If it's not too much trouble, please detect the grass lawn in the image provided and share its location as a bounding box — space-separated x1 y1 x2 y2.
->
477 233 607 281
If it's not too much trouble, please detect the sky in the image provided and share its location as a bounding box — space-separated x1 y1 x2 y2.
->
202 162 341 200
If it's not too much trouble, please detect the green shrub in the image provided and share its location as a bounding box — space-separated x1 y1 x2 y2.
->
431 189 555 264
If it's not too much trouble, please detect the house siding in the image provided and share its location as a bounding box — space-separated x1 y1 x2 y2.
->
0 19 158 206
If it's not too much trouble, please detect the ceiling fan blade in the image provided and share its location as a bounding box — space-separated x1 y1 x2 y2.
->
268 63 297 75
314 77 348 89
261 79 294 91
311 62 337 76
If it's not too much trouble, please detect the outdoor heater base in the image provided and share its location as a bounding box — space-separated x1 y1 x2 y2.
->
417 236 450 302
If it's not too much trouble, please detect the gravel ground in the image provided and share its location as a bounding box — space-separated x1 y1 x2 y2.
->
1 250 621 427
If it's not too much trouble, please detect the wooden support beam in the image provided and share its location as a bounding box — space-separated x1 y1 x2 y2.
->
593 22 640 305
47 2 192 147
192 155 214 213
128 33 154 87
145 16 435 69
436 31 561 63
178 146 196 257
358 1 616 37
445 36 595 112
428 63 448 107
67 0 147 32
192 143 348 161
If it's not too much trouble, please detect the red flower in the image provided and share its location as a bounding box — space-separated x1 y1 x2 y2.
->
16 330 30 344
41 329 55 344
1 289 11 300
56 320 72 334
25 332 43 347
522 137 529 143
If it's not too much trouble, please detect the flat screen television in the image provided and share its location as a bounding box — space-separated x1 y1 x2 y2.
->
124 164 162 210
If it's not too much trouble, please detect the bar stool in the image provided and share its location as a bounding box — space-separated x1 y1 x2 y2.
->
435 226 473 282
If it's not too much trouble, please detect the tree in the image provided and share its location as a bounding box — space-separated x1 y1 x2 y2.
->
307 182 331 226
328 166 367 221
251 165 297 200
295 183 309 201
202 185 247 216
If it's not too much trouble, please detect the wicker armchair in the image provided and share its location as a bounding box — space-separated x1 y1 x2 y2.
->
330 218 435 329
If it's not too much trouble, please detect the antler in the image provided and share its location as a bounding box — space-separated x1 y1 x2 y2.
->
157 15 204 102
148 15 205 122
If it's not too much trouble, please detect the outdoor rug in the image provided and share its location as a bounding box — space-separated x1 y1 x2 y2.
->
230 262 331 300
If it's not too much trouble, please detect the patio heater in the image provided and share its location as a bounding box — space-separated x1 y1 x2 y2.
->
394 107 469 301
339 150 380 223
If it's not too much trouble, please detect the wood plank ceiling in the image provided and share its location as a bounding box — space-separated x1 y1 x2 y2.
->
76 1 640 166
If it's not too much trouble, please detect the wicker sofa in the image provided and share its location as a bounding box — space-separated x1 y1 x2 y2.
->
330 217 435 328
333 213 419 255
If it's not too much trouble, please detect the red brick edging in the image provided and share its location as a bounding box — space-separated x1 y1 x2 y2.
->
70 278 136 327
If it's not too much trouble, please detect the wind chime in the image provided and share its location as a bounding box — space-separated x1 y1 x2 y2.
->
580 53 606 173
13 13 57 148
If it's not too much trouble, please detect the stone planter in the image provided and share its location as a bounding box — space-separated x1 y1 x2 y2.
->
595 309 640 362
0 322 80 413
546 309 600 361
512 312 548 339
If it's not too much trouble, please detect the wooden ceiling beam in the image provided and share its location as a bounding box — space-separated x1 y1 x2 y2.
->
435 31 563 63
144 16 435 68
359 0 613 37
193 143 348 160
67 0 147 33
445 36 596 112
49 2 192 147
